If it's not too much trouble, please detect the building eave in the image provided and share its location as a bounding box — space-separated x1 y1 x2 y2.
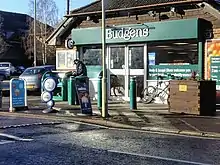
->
46 17 75 45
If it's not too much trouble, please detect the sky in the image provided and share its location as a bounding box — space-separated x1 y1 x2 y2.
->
0 0 93 18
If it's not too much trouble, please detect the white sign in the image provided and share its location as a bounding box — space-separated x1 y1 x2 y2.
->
106 27 150 41
41 91 52 102
65 38 74 49
43 77 57 92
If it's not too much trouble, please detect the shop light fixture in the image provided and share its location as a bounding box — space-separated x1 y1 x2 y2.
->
156 45 170 47
178 52 188 54
174 43 189 45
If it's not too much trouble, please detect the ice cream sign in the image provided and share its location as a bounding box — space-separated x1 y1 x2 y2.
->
9 78 27 111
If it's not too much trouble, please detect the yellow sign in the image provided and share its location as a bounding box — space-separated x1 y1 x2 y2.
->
27 85 35 89
179 85 187 92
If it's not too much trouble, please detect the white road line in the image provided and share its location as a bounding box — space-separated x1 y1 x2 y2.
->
0 140 15 145
108 150 211 165
0 133 33 142
178 119 201 132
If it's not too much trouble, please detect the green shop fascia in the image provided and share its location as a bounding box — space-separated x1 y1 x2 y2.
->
71 18 211 80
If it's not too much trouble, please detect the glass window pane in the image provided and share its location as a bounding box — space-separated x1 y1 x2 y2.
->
82 46 102 65
57 52 65 68
66 51 76 68
110 47 125 69
129 46 144 69
148 41 198 65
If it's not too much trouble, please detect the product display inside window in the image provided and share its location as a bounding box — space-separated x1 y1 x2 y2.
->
56 50 77 70
147 40 199 79
82 46 102 65
148 40 198 65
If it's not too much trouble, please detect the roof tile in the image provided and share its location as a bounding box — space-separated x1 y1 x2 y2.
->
71 0 191 14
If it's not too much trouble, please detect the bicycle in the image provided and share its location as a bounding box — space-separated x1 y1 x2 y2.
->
110 74 125 96
140 74 184 104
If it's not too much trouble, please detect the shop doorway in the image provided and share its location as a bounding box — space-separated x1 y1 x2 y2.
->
108 45 145 100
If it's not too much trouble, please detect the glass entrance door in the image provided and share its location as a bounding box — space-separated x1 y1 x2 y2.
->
108 46 126 98
127 46 145 99
108 45 145 100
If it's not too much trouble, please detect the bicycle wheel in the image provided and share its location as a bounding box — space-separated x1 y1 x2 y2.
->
141 86 157 104
157 88 169 104
113 86 125 96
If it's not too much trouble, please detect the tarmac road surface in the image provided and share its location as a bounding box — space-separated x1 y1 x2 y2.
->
0 118 219 165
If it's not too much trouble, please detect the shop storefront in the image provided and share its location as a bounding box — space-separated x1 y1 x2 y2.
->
72 18 208 100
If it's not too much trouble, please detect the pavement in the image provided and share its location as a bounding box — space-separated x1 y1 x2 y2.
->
1 96 220 138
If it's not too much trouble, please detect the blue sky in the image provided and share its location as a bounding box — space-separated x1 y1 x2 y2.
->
0 0 93 18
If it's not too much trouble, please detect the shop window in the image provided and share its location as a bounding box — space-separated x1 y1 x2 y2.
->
56 50 76 70
147 40 198 79
148 41 198 65
82 46 102 65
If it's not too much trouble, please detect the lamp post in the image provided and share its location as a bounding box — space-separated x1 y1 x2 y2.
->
34 0 37 66
101 0 108 118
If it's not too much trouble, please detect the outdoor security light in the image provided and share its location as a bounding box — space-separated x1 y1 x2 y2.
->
86 16 91 21
148 11 156 17
170 7 176 16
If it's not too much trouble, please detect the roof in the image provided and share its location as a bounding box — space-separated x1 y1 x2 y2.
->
0 10 31 32
69 0 205 16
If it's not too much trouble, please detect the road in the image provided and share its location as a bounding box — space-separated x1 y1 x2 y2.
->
0 117 219 165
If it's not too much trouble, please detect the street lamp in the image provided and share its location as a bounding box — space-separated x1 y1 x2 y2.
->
34 0 37 66
101 0 108 118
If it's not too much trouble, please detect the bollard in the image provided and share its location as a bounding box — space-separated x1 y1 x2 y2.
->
68 76 76 105
97 76 102 110
62 77 68 101
130 77 137 110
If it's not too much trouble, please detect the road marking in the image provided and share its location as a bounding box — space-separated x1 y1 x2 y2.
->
108 150 211 165
0 133 33 142
108 127 220 140
178 119 201 132
0 140 15 145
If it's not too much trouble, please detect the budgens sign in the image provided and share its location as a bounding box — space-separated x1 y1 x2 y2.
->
106 26 152 41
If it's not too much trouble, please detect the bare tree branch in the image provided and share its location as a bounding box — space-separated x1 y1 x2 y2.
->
0 14 9 57
23 0 59 65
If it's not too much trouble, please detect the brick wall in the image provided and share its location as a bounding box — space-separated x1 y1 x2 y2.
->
78 8 220 33
213 28 220 39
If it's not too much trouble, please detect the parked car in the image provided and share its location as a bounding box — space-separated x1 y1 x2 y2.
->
12 66 26 76
0 70 9 80
0 62 15 77
19 65 56 91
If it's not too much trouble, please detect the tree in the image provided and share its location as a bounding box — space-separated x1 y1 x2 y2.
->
24 0 59 65
0 14 8 57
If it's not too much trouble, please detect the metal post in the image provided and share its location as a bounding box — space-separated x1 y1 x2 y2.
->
67 0 70 15
130 77 137 110
34 0 37 66
68 76 75 105
97 76 102 110
198 41 204 79
101 0 108 118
